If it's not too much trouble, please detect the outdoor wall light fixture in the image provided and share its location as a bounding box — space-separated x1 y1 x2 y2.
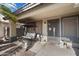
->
44 21 46 24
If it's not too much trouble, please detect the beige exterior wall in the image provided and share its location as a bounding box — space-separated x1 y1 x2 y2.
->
0 23 4 37
0 22 9 38
36 21 42 34
9 20 16 37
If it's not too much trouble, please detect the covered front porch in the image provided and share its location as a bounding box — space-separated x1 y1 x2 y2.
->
0 3 79 56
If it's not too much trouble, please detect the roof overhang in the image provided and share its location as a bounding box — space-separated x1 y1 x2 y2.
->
17 3 79 22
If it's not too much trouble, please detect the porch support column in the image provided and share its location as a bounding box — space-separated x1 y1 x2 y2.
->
59 18 63 48
59 18 62 42
9 20 16 37
41 20 47 44
77 16 78 40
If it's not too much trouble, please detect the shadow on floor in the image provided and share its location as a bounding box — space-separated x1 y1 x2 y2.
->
72 43 79 56
72 38 79 56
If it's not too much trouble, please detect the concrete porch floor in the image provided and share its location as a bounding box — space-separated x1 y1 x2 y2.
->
35 39 76 56
0 39 77 56
15 39 76 56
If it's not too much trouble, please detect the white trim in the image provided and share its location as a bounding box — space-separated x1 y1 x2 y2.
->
22 3 35 10
22 3 40 13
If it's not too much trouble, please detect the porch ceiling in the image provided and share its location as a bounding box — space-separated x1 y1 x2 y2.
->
17 3 79 21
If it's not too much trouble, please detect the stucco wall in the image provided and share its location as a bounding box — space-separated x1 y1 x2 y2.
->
36 21 42 34
0 22 10 38
9 20 16 37
0 23 4 37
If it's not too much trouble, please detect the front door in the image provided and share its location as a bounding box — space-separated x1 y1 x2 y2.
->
48 19 59 37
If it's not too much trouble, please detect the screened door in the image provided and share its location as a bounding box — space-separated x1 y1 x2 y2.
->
48 19 59 37
62 16 78 41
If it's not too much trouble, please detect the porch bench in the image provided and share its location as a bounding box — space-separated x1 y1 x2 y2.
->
22 33 41 41
21 33 42 51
